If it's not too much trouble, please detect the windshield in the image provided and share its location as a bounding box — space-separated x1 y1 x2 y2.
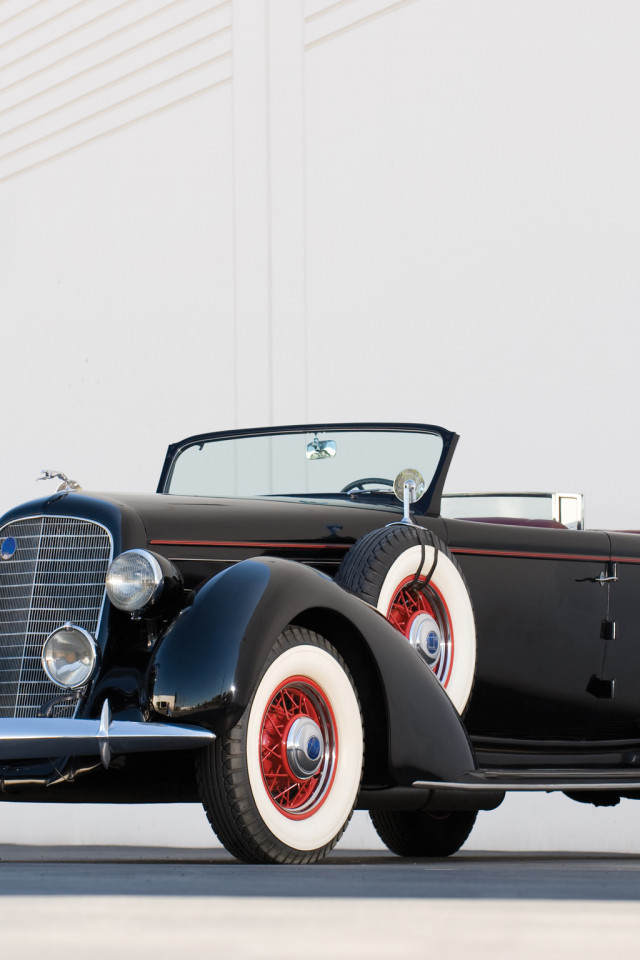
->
163 427 446 504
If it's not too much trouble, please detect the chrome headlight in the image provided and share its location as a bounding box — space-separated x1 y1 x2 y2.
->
105 549 164 613
42 623 97 689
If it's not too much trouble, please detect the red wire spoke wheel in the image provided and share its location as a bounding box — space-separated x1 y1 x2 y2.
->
386 575 454 688
260 677 337 818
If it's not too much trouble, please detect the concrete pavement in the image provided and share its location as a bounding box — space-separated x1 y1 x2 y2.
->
1 848 640 958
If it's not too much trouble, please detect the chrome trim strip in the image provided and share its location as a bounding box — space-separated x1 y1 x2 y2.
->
413 779 640 792
0 699 214 767
149 539 350 550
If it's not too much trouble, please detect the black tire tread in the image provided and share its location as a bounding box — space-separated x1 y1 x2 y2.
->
370 808 477 858
335 525 464 607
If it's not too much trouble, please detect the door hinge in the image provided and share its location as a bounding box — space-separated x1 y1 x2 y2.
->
600 619 617 641
586 674 615 699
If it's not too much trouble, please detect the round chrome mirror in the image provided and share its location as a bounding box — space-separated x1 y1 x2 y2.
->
393 468 426 503
393 468 426 524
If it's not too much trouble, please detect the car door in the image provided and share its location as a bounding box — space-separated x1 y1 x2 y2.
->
592 532 640 740
443 519 611 741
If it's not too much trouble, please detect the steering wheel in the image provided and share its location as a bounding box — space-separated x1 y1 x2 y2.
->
340 477 394 493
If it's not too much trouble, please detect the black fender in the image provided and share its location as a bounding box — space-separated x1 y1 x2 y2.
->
147 556 476 786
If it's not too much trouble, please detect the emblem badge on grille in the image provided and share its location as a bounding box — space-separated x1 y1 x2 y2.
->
0 537 16 560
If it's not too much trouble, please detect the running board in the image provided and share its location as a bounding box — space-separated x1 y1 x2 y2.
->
413 769 640 793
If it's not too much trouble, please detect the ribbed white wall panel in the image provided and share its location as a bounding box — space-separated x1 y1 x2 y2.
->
0 35 230 142
0 0 231 181
0 1 230 118
0 0 50 29
304 0 417 48
1 0 162 73
0 0 113 51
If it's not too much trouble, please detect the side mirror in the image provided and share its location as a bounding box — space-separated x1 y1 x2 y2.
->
393 468 426 524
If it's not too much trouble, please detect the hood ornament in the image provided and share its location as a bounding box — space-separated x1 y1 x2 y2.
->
38 470 82 493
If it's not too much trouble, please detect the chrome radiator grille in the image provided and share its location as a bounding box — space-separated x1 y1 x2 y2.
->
0 516 113 719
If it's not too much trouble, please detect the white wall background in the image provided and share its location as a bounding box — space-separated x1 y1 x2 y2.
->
1 0 640 850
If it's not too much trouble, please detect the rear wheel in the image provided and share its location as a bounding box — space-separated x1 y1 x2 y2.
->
371 808 477 857
196 626 363 864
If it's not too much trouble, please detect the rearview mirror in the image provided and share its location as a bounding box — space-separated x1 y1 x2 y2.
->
306 436 337 460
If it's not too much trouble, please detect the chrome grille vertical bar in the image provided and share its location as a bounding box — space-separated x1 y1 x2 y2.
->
14 517 43 717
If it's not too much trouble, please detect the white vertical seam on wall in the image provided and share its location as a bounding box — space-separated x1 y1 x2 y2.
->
301 7 309 420
265 0 273 425
230 0 238 426
231 0 270 427
267 4 306 423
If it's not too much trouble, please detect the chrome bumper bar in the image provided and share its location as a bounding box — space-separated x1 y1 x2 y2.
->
0 700 215 769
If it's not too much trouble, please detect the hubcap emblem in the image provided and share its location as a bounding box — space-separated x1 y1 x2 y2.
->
409 613 441 662
426 630 440 657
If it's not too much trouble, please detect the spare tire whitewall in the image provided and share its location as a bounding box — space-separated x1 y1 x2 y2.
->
335 527 476 714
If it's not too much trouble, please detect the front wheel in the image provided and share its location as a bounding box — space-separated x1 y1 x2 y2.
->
197 626 363 864
371 808 477 857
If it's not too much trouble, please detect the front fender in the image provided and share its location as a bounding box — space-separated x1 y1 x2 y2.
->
148 557 476 785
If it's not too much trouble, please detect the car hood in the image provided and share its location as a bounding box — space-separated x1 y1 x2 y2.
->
0 489 408 569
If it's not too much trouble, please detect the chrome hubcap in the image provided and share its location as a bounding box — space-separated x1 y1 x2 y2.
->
285 717 325 779
408 612 442 663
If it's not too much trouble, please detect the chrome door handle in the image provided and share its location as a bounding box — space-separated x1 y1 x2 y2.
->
594 568 618 585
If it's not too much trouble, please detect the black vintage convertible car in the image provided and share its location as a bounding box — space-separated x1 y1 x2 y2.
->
0 422 638 863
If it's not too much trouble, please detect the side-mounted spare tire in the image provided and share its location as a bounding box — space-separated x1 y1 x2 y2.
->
335 525 476 714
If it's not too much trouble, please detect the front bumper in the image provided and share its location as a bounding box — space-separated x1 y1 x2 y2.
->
0 700 215 770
